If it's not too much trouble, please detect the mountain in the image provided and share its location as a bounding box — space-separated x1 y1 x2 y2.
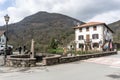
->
108 20 120 43
0 11 84 52
108 20 120 31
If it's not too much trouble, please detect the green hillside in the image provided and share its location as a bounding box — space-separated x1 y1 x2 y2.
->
0 11 84 52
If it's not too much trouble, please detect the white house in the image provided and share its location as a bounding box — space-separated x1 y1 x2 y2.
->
73 22 114 51
0 31 6 45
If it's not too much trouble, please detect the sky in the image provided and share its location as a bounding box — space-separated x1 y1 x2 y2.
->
0 0 120 26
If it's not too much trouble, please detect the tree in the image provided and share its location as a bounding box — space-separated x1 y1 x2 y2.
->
49 38 59 49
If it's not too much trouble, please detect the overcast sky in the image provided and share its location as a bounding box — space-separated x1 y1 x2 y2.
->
0 0 120 26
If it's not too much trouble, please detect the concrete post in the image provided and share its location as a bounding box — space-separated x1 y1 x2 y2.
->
30 39 35 58
63 47 67 56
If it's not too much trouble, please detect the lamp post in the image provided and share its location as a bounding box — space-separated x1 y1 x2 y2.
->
4 14 10 65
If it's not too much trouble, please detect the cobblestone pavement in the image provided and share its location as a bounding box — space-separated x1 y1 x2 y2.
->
0 51 120 80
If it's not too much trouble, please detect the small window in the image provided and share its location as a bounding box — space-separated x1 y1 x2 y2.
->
93 43 99 48
2 39 4 42
86 27 89 31
92 34 99 39
79 28 82 32
79 43 84 48
78 35 84 40
93 26 97 31
107 29 109 33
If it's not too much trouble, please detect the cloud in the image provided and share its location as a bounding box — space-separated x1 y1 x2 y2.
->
0 0 120 26
0 0 5 4
89 10 120 24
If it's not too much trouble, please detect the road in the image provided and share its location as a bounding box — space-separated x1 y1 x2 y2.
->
0 51 120 80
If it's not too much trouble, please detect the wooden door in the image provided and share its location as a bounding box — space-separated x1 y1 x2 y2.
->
86 34 90 42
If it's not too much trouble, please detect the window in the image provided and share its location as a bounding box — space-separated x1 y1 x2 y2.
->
93 26 97 31
107 29 109 33
93 43 99 48
79 28 82 32
2 39 4 42
92 34 99 39
86 27 89 31
79 43 84 48
78 35 84 40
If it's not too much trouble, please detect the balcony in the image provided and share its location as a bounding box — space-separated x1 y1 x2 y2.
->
84 39 92 43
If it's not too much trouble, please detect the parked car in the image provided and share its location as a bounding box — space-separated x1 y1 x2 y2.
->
0 45 13 55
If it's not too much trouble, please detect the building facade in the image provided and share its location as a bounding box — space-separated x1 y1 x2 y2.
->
0 31 6 45
74 22 113 51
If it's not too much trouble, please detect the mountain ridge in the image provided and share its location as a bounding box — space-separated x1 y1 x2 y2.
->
0 11 84 52
108 20 120 43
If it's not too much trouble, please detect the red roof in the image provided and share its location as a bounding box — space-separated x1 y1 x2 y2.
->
74 22 105 28
73 22 114 33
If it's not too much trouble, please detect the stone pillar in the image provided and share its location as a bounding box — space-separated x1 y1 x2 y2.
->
63 47 67 56
30 39 35 58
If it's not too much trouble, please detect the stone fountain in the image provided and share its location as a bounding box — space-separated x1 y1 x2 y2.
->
6 39 36 67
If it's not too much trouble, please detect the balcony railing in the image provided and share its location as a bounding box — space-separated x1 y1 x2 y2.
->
84 39 92 43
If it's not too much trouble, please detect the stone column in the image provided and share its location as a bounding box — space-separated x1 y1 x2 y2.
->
30 39 35 58
63 47 67 56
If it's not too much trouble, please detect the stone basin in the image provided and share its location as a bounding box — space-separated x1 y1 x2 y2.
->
6 54 36 67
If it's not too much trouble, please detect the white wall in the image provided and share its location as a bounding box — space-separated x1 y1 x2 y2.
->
0 34 6 45
103 26 113 41
75 24 113 51
75 25 104 49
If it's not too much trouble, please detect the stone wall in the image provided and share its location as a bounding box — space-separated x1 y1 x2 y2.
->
6 51 117 67
6 54 36 67
42 51 117 65
42 55 61 65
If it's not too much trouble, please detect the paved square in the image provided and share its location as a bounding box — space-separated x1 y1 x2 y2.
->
0 52 120 80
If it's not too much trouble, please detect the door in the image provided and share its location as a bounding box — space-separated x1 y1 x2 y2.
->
86 34 90 42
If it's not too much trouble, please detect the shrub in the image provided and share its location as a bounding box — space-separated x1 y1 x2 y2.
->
47 48 63 54
76 51 93 55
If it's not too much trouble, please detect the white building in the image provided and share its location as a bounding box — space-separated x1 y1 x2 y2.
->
73 22 114 51
0 31 6 45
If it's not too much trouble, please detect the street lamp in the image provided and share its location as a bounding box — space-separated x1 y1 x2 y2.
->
4 14 10 65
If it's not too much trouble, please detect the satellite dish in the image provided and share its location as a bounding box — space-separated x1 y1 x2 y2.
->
77 22 80 26
73 21 77 26
73 21 81 26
